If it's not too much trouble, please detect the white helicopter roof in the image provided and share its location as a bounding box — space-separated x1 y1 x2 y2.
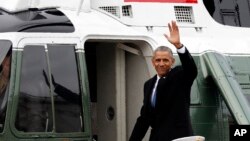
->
1 0 250 55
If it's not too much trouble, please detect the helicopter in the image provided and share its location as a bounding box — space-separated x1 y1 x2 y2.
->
0 0 250 141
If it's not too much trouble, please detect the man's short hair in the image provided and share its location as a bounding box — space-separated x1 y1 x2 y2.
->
153 46 173 58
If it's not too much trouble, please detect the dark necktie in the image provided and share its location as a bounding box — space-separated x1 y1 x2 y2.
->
151 77 164 108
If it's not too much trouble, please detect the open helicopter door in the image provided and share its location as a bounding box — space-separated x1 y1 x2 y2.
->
97 43 126 141
85 41 152 141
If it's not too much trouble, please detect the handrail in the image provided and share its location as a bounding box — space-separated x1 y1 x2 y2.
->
202 52 250 124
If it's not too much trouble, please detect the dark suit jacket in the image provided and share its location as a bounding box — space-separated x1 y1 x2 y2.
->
129 48 197 141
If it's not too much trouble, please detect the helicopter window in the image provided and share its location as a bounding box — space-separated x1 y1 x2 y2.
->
47 44 83 133
20 24 75 33
16 44 83 133
0 9 75 33
16 46 52 132
0 40 12 132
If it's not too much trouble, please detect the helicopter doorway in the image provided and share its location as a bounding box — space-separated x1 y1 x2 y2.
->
84 41 150 141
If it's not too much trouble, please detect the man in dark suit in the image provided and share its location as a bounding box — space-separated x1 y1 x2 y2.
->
129 21 198 141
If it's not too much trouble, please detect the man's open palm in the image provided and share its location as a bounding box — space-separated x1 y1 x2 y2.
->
164 21 182 48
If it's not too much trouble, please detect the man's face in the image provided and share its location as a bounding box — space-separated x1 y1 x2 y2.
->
152 51 175 77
